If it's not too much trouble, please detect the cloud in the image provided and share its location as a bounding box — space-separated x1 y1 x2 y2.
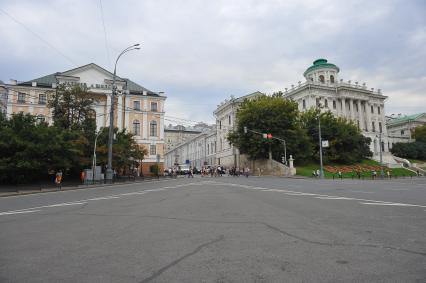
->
0 0 425 122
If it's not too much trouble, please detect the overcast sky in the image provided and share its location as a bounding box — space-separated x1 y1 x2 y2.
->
1 0 425 125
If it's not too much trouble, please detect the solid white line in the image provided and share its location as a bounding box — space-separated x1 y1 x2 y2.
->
0 210 41 216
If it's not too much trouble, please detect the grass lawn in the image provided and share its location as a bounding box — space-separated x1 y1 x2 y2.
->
296 160 417 179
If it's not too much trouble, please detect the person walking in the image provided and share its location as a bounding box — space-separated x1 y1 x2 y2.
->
55 170 63 190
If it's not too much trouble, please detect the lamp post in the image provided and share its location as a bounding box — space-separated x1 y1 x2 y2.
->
92 130 103 184
377 132 384 178
106 43 140 183
317 102 324 179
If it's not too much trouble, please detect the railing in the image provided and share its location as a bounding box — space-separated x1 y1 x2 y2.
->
284 81 383 96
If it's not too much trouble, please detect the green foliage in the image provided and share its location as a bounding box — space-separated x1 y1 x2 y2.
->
95 127 148 173
413 124 426 143
391 142 426 160
0 113 80 184
49 83 96 130
227 95 312 163
300 109 372 164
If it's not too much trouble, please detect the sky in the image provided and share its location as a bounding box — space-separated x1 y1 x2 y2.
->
1 0 425 125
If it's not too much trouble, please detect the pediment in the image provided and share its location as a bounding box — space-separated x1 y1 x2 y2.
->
59 63 125 86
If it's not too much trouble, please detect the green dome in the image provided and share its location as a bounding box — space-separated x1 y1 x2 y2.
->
304 58 339 76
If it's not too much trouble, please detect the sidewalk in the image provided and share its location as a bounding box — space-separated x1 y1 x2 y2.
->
0 176 174 198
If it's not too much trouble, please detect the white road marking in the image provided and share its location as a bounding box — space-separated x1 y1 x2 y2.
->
0 181 206 217
361 202 425 207
0 210 41 216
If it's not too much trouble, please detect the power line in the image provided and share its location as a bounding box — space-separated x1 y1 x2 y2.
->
98 0 111 67
0 7 77 67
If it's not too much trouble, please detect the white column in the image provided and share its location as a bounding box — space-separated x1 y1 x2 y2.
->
142 113 148 139
159 114 164 140
6 91 13 118
365 101 371 132
341 97 346 117
349 99 355 121
95 104 103 132
106 94 111 123
124 96 129 131
117 95 123 130
358 100 364 131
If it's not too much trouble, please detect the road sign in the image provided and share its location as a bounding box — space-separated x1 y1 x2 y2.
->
322 140 329 148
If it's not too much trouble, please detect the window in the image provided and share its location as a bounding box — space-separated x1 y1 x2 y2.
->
151 102 158 112
18 92 26 103
319 75 325 83
133 101 140 110
214 141 217 152
330 75 335 83
324 99 328 108
38 94 46 104
379 122 382 133
355 103 359 112
371 105 374 114
207 144 210 154
302 99 306 109
401 130 405 135
333 100 336 109
357 120 360 129
378 106 381 115
132 120 140 136
150 121 157 136
36 115 45 123
219 120 222 129
150 145 156 155
372 122 375 132
229 115 231 125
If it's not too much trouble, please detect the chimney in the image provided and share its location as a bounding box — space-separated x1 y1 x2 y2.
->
159 91 165 96
9 79 17 85
32 81 37 87
142 90 147 96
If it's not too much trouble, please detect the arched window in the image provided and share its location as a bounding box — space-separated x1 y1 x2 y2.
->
330 75 335 83
132 120 140 136
150 121 157 136
319 75 325 83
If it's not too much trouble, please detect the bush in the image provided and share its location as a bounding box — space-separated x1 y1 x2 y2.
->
391 142 426 160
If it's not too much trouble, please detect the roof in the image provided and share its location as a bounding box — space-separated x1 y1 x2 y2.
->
16 63 157 95
304 58 339 76
387 113 426 126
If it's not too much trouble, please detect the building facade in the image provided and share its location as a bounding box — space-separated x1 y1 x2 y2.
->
164 129 217 169
386 113 426 147
3 63 166 175
284 59 390 161
164 125 202 152
213 92 263 167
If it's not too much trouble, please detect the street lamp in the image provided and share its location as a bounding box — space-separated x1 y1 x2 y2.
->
376 132 385 178
106 43 141 183
317 101 325 179
92 130 103 184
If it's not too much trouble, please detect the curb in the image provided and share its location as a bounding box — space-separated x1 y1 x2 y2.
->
0 177 172 198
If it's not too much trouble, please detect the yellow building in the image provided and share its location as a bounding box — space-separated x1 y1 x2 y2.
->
3 63 166 175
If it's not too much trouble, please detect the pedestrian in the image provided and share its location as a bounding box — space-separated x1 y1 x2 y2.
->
245 167 250 178
55 170 63 190
316 169 320 178
312 170 316 178
338 170 342 179
386 170 390 179
80 170 85 183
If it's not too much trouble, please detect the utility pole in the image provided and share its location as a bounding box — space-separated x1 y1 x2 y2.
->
317 103 325 179
106 44 140 183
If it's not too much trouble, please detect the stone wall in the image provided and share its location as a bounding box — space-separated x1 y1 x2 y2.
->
239 154 296 176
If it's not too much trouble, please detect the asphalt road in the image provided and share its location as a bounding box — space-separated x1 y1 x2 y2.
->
0 176 425 282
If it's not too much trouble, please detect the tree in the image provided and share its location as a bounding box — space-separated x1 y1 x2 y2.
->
413 124 426 143
0 113 80 184
300 109 372 163
49 83 96 130
95 127 148 174
227 95 312 163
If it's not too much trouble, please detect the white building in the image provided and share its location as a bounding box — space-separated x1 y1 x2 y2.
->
164 129 217 169
2 63 166 175
213 91 263 167
284 58 390 161
386 113 426 147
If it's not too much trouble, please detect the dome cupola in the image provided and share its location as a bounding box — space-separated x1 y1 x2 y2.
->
304 58 339 84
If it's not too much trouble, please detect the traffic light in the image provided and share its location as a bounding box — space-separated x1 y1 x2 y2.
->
267 133 273 139
262 133 267 138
